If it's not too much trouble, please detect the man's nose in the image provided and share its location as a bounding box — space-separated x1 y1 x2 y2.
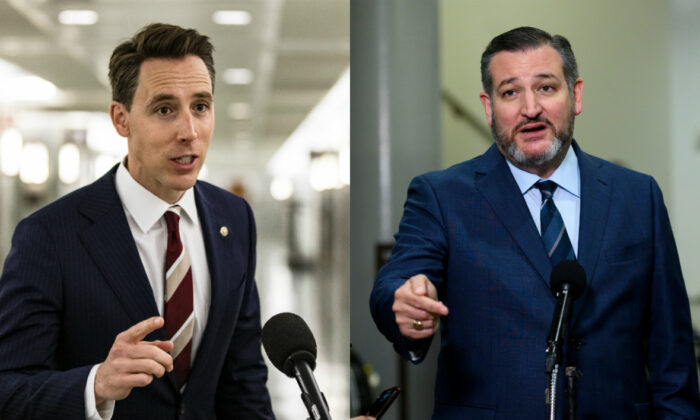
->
178 110 198 141
520 91 542 119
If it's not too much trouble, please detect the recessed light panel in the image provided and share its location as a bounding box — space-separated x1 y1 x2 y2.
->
212 10 251 25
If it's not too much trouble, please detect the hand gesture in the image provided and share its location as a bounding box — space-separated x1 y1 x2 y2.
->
94 316 174 405
392 274 449 339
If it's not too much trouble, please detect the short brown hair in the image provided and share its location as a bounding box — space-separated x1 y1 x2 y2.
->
108 23 215 110
480 26 578 96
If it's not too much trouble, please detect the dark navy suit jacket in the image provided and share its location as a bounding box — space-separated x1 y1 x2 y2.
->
371 142 700 419
0 167 274 419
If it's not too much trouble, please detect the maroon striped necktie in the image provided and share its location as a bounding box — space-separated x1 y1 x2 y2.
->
163 206 194 389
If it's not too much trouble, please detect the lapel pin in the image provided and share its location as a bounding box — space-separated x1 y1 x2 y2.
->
220 226 229 237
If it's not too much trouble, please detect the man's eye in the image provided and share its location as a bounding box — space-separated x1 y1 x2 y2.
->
195 103 209 112
541 85 554 92
503 90 516 98
156 107 171 115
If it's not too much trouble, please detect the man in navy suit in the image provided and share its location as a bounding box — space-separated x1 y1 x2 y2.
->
371 26 700 418
0 23 273 419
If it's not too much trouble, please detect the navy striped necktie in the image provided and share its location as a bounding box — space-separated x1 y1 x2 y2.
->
536 181 575 264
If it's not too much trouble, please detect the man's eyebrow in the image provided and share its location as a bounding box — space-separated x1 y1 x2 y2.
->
497 77 518 90
145 94 176 109
496 73 561 90
534 72 559 81
193 92 213 101
145 92 213 108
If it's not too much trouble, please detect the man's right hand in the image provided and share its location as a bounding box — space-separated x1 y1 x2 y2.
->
392 274 449 340
94 316 174 406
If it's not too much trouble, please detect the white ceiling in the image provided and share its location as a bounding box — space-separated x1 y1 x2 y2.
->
0 0 349 169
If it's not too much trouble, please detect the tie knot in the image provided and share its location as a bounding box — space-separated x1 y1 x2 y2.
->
536 180 558 199
164 206 181 234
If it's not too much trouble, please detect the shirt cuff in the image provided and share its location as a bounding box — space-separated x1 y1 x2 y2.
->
84 364 115 420
402 336 432 363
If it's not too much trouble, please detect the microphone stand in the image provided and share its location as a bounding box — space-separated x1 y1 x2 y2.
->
545 284 575 420
545 351 560 420
565 366 581 420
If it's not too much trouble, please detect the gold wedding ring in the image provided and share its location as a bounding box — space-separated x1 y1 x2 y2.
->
413 319 424 330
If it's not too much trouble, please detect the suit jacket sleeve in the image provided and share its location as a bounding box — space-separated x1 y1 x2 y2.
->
370 174 448 362
646 179 700 416
0 217 91 419
215 201 274 419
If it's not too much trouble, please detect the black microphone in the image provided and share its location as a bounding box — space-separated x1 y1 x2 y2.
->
545 260 587 374
262 312 332 420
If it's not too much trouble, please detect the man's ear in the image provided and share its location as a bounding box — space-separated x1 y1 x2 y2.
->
572 77 583 116
479 91 493 126
110 101 130 137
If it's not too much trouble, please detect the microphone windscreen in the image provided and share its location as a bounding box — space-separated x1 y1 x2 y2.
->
262 312 317 377
550 260 587 300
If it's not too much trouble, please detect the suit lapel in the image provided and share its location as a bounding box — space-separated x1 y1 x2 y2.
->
78 169 176 394
474 144 552 288
573 142 612 308
77 169 163 333
187 184 237 385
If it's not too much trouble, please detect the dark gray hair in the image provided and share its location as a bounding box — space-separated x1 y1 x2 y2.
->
480 26 578 96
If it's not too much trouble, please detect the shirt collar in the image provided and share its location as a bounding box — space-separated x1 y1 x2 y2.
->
505 144 580 197
115 160 199 233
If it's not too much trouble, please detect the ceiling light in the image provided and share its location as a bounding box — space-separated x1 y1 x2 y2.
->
212 10 252 25
58 143 80 184
1 128 23 176
270 176 294 201
223 68 254 85
309 151 342 191
0 75 57 102
58 10 98 25
19 142 49 185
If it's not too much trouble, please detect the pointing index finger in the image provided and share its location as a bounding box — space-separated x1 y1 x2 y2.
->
412 295 449 317
123 316 164 343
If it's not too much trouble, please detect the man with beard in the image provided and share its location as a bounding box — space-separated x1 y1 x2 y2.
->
370 26 700 418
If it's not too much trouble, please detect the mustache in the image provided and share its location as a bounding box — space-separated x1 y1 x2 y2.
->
513 116 555 133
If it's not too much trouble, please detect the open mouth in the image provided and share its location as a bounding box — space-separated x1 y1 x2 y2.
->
518 122 547 137
519 123 547 135
172 155 195 163
171 155 197 167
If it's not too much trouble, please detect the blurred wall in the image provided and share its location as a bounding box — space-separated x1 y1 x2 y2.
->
350 1 441 419
670 0 700 297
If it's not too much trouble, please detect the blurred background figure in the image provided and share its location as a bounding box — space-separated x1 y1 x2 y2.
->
0 1 348 418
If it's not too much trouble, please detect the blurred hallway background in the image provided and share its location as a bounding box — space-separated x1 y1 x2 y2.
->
0 1 348 418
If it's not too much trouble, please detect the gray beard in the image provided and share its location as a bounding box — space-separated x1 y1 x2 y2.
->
502 134 564 167
491 104 575 168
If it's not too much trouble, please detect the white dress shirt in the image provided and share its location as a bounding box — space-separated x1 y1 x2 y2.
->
506 145 581 256
85 162 211 419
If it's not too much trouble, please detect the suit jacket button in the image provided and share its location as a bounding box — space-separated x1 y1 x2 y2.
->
574 340 584 350
179 402 186 415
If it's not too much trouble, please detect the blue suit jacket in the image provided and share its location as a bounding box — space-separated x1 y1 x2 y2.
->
371 142 700 419
0 167 274 419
